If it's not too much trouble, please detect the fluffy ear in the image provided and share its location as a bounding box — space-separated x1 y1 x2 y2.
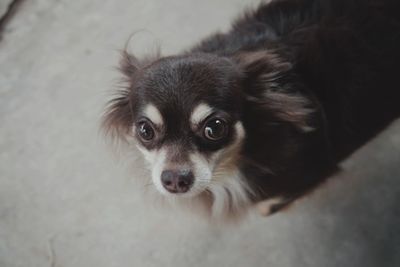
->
102 51 140 141
103 49 162 141
102 88 133 141
235 51 315 132
119 50 140 79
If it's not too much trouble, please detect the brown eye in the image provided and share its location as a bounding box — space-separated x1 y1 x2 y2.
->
204 118 228 141
137 121 155 141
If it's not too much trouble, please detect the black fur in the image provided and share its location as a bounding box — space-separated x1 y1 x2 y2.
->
104 0 400 212
189 0 400 202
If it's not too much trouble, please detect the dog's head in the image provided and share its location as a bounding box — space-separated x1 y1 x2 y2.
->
103 50 314 217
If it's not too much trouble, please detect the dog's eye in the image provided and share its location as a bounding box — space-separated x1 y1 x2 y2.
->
137 121 155 141
204 118 228 141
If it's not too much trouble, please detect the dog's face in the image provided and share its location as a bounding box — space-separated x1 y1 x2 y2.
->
104 50 314 217
130 54 248 199
105 53 253 208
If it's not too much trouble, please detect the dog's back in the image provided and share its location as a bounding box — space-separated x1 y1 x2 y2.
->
192 0 400 162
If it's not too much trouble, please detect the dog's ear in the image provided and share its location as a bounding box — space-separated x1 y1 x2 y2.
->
235 51 315 132
103 50 162 141
102 51 142 141
119 50 140 79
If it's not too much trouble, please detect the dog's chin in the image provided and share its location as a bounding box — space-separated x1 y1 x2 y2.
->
154 184 209 198
149 170 253 220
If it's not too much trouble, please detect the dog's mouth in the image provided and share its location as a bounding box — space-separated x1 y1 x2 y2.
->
140 135 255 218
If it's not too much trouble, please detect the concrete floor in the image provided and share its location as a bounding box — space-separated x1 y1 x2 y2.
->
1 0 399 266
0 1 10 18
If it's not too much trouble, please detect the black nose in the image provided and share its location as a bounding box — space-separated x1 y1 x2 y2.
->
161 170 194 193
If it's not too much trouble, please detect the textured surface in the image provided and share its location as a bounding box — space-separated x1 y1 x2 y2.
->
0 1 399 267
0 0 13 19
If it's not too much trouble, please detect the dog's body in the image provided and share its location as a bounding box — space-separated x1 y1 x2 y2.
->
104 0 400 219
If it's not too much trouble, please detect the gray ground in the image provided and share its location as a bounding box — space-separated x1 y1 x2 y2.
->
0 1 10 19
0 1 399 267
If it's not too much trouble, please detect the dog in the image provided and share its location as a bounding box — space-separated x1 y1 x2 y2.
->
103 0 400 219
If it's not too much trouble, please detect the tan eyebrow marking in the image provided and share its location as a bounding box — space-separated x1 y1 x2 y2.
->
190 103 213 126
143 104 163 126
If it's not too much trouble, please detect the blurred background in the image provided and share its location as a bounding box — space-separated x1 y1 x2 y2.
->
0 0 399 266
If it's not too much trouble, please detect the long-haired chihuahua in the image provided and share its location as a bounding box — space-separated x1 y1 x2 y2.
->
103 0 400 220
